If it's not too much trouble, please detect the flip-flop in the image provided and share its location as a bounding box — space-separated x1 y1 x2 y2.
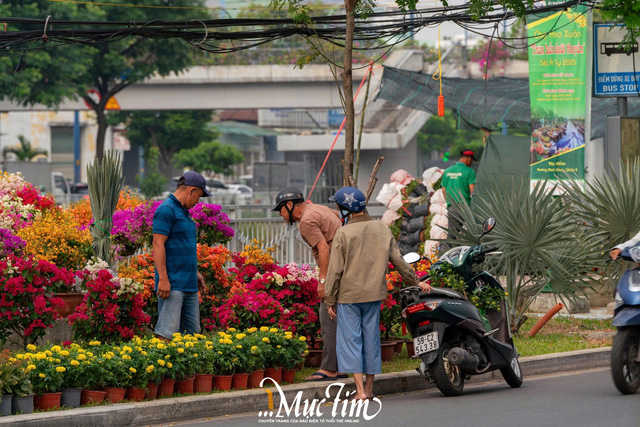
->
336 374 349 378
304 372 336 381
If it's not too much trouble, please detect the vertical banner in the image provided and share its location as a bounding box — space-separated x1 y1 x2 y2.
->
527 3 590 191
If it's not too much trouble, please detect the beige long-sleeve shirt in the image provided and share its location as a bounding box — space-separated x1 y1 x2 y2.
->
324 214 420 306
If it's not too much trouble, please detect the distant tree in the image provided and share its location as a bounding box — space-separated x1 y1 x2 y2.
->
107 110 218 178
2 135 48 161
417 112 484 159
0 0 209 160
174 141 245 177
138 147 167 199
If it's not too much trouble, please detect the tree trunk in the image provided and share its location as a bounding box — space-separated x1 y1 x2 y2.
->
95 106 107 161
342 0 356 187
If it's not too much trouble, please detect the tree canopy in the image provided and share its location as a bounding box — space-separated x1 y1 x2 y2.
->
174 141 245 176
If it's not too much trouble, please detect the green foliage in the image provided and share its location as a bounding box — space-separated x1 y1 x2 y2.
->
600 0 640 48
417 111 485 158
561 159 640 290
0 0 209 156
108 110 217 178
174 141 244 176
86 151 124 265
447 179 602 333
138 147 167 199
2 136 48 161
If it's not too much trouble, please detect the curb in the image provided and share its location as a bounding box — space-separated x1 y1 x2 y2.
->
0 347 611 426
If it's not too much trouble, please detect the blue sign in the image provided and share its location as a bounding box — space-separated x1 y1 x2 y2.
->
594 24 640 97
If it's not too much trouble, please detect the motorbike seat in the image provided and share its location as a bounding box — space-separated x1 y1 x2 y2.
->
426 287 467 300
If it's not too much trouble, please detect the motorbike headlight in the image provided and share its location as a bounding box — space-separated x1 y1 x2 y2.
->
614 291 623 306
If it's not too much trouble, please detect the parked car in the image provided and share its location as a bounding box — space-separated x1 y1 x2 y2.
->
227 184 253 205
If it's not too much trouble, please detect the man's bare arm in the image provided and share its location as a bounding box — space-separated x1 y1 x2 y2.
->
315 239 331 298
153 233 171 300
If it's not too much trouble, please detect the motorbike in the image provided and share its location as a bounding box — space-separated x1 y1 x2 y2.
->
400 217 523 396
610 245 640 394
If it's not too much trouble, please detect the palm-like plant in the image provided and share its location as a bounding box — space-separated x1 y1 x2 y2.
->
87 151 124 265
445 179 601 332
561 159 640 290
2 135 48 161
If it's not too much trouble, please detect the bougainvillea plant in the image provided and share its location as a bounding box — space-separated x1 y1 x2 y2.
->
0 255 71 348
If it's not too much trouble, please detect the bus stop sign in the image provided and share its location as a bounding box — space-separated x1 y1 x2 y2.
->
594 23 640 97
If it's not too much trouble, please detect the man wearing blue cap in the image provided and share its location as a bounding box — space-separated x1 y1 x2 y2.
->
153 171 212 340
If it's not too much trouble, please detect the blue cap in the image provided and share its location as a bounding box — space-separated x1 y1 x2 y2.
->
181 171 212 197
329 186 366 213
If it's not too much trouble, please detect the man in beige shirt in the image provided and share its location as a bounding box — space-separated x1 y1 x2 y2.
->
272 187 346 381
325 186 431 400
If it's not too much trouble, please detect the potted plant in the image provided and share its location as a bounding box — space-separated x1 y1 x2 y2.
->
211 336 235 391
230 336 250 390
0 352 22 416
11 367 33 415
101 348 131 403
55 344 85 408
281 333 308 384
172 337 196 395
193 338 215 393
30 347 65 411
244 330 267 388
79 351 108 406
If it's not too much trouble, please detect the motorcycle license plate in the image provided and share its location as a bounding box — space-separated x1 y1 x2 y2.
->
414 332 439 356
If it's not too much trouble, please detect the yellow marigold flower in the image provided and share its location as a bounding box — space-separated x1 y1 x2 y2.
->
55 359 61 363
223 334 232 340
105 355 112 360
206 345 213 350
56 366 66 373
236 345 242 349
218 351 223 355
86 352 94 358
304 350 309 355
157 343 166 350
89 341 101 346
223 339 233 345
146 365 155 373
172 332 182 338
228 328 237 332
157 359 166 366
26 364 36 372
76 354 87 361
262 337 270 343
165 355 171 359
45 350 53 357
299 336 307 342
122 355 131 361
122 346 132 353
269 328 278 333
59 350 69 357
70 360 80 366
251 346 259 354
167 362 173 369
247 327 257 333
217 332 225 337
173 336 182 343
195 334 206 339
219 339 224 344
177 348 185 354
193 353 198 358
235 334 246 340
51 345 62 352
26 344 36 351
260 327 269 332
205 341 213 346
277 345 281 349
129 367 137 373
141 351 148 356
150 338 160 345
285 335 292 340
39 373 46 378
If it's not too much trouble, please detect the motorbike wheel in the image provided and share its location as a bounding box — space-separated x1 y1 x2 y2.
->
430 342 464 396
500 356 523 388
611 328 640 394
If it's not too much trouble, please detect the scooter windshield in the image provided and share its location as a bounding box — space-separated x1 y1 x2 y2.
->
440 246 470 265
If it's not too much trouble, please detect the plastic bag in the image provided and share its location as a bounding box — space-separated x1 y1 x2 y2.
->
422 167 443 193
430 214 448 240
431 188 446 205
376 183 404 211
381 209 401 225
429 202 447 216
390 169 414 185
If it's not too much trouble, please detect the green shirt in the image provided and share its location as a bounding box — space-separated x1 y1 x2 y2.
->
441 162 476 207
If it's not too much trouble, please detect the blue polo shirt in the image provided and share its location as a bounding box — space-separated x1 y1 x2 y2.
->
153 194 198 292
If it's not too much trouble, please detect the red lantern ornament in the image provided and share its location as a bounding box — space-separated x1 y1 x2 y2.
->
438 95 445 117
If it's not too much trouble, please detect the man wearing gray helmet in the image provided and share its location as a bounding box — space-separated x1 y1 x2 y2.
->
272 187 346 381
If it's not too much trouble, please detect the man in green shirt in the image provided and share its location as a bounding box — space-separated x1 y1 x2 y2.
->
441 150 477 238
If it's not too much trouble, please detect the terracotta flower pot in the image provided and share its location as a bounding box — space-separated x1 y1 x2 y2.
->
406 340 415 358
232 373 250 390
213 375 233 391
103 387 126 403
248 369 265 389
264 367 282 383
282 368 296 384
311 338 323 350
125 387 147 402
380 341 396 362
158 379 175 398
54 292 85 318
174 377 195 395
194 374 213 393
146 382 159 400
304 349 323 368
393 340 404 355
34 392 62 411
80 390 106 406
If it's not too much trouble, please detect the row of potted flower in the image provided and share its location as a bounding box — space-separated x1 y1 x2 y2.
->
0 327 308 415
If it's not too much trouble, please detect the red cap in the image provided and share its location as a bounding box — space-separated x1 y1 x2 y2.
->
460 150 477 161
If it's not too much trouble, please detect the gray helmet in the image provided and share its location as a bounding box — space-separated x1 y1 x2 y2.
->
272 187 305 225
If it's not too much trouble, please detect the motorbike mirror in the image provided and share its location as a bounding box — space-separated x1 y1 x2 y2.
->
403 252 421 264
482 217 496 234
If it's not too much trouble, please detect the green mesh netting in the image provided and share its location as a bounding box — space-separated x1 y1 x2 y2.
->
379 66 640 140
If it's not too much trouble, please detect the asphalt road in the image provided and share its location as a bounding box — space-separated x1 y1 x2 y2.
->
157 368 639 427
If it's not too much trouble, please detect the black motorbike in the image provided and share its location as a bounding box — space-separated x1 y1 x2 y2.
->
400 218 523 396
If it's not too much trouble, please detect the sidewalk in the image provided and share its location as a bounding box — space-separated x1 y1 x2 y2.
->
0 347 611 427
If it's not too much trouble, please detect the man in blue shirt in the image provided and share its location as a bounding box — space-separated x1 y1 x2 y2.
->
153 171 211 340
